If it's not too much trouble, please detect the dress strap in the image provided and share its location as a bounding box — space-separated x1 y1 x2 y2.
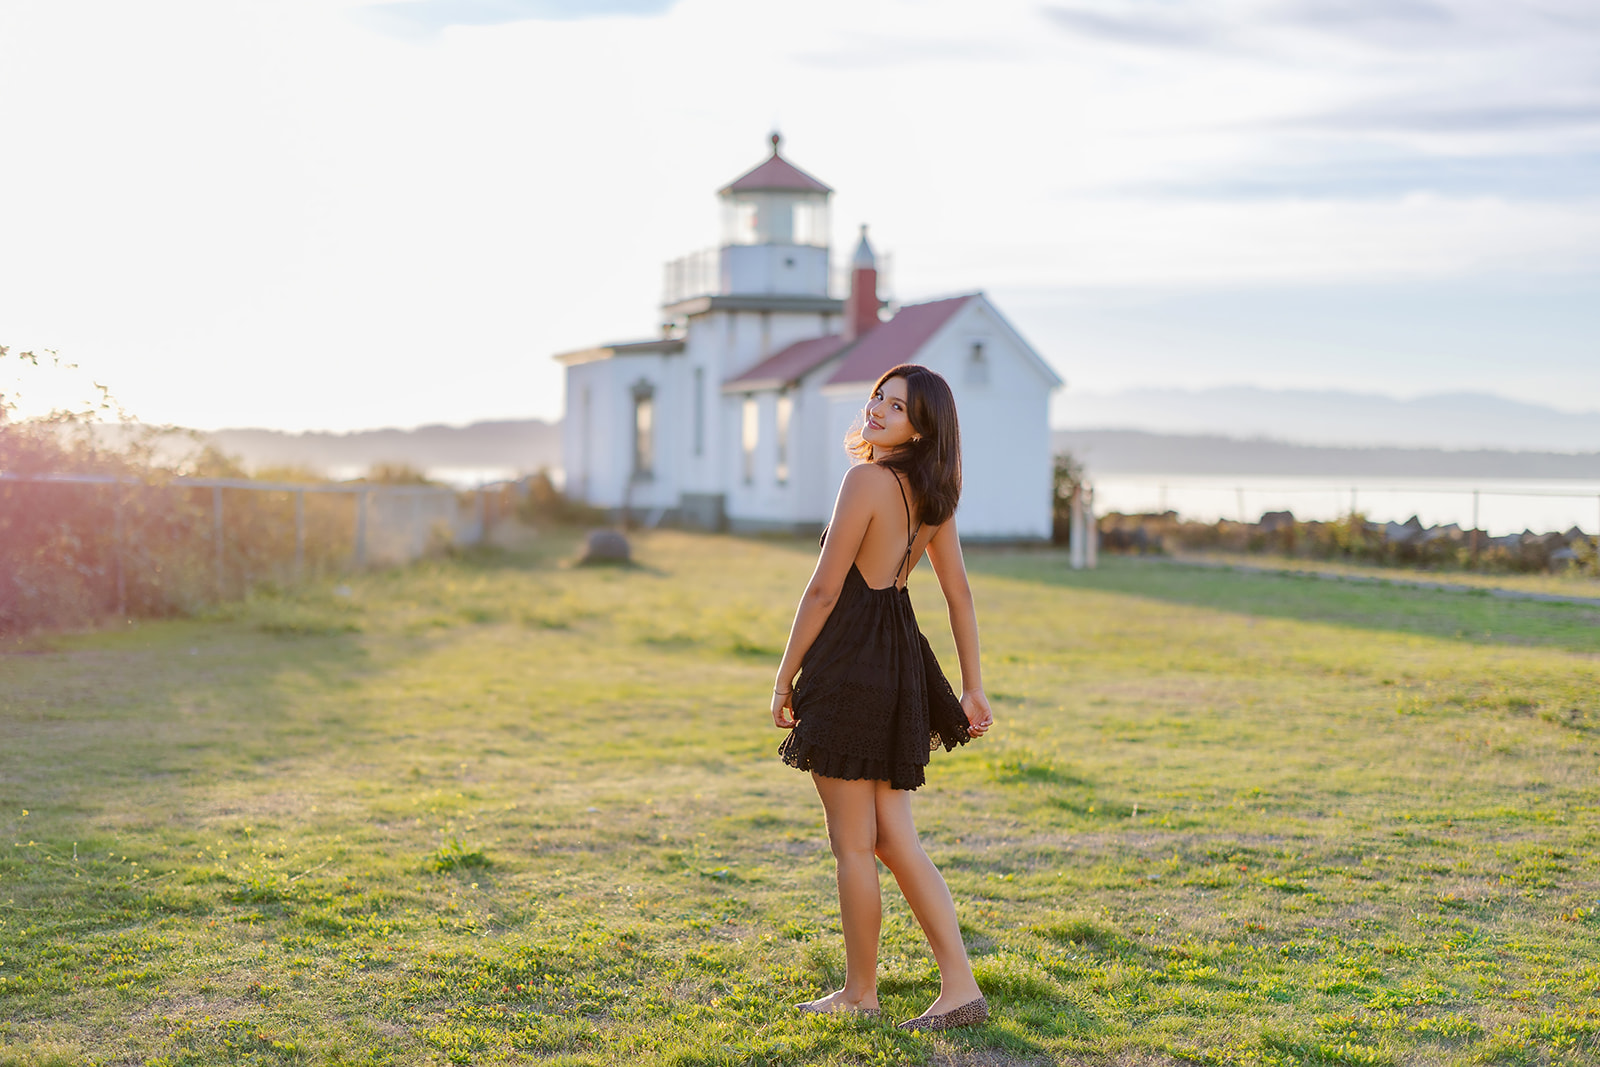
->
891 471 922 586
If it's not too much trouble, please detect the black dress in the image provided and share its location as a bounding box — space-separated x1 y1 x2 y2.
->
778 472 972 791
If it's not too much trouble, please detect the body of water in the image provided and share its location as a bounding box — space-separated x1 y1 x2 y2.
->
325 465 1600 537
322 464 527 487
1091 475 1600 537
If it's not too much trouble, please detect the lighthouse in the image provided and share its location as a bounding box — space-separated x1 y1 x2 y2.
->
555 133 1063 540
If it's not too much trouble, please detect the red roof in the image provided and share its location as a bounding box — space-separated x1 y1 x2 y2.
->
724 334 848 389
825 295 976 386
720 135 832 195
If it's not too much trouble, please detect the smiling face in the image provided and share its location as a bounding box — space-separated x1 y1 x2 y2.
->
861 375 919 452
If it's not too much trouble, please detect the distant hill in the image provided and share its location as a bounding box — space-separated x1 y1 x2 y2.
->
175 398 1600 484
204 419 562 476
1056 429 1600 479
1060 387 1600 452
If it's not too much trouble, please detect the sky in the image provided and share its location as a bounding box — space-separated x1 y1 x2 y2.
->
1 0 1597 433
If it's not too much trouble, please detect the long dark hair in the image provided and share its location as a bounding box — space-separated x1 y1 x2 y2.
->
844 363 961 526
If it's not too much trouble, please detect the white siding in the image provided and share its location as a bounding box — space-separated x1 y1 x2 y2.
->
565 353 686 511
913 301 1057 540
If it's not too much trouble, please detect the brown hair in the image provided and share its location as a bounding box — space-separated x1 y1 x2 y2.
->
844 363 962 526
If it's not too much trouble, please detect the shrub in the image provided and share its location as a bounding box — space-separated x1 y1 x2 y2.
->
517 468 607 528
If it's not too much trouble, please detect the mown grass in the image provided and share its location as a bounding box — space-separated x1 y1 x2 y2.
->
2 531 1598 1066
1168 551 1600 603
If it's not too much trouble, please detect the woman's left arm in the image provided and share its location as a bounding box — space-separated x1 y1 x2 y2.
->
924 519 993 737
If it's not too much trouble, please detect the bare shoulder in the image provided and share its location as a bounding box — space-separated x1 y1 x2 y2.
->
839 461 896 498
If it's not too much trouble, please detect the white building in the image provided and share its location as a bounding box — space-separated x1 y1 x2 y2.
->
556 134 1063 540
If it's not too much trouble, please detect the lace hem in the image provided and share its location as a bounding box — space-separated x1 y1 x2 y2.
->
920 631 973 753
778 734 927 792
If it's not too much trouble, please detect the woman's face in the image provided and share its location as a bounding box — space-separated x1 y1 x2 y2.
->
862 376 918 450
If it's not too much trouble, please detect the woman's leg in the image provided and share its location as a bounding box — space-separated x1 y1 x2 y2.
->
871 781 984 1016
802 773 882 1012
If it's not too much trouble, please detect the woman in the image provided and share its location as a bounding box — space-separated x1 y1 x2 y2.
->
770 363 994 1032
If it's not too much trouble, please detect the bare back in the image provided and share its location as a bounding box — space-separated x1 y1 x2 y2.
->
852 464 939 591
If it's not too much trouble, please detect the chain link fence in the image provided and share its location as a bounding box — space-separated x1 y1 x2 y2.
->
1 472 496 632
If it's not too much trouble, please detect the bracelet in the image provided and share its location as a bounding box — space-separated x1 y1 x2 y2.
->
773 687 791 695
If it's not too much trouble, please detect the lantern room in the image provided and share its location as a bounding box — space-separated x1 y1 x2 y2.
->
719 134 832 247
715 133 833 298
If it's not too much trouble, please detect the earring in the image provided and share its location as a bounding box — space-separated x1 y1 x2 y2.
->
912 435 923 442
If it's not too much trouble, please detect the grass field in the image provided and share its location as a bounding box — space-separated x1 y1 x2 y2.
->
2 530 1598 1066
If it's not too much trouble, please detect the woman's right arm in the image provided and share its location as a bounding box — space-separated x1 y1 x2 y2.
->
770 465 879 728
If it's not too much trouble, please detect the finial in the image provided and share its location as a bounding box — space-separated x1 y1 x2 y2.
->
852 223 877 269
770 131 782 154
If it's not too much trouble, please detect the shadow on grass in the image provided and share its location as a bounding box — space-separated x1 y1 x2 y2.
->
446 531 674 577
966 550 1600 653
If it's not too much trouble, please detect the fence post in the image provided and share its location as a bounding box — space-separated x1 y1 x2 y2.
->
476 488 487 545
212 485 225 599
112 489 126 618
1471 489 1480 568
411 491 423 558
294 490 306 582
353 489 368 569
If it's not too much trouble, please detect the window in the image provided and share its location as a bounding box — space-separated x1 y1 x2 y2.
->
693 366 705 456
632 381 655 480
791 199 829 246
966 340 990 386
775 393 793 485
741 396 758 484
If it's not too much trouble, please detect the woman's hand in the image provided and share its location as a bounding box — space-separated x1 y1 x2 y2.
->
961 689 993 739
771 687 796 730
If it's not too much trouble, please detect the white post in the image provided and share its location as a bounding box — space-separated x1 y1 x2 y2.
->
1472 489 1481 567
1085 485 1097 570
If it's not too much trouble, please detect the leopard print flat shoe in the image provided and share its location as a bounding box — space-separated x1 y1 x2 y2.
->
896 996 989 1031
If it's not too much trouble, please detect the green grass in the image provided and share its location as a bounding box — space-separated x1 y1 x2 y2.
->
2 532 1598 1066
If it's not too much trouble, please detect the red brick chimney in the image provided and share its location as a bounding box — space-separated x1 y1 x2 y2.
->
843 224 881 341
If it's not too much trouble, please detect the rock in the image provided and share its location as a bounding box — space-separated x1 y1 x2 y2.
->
579 528 631 565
